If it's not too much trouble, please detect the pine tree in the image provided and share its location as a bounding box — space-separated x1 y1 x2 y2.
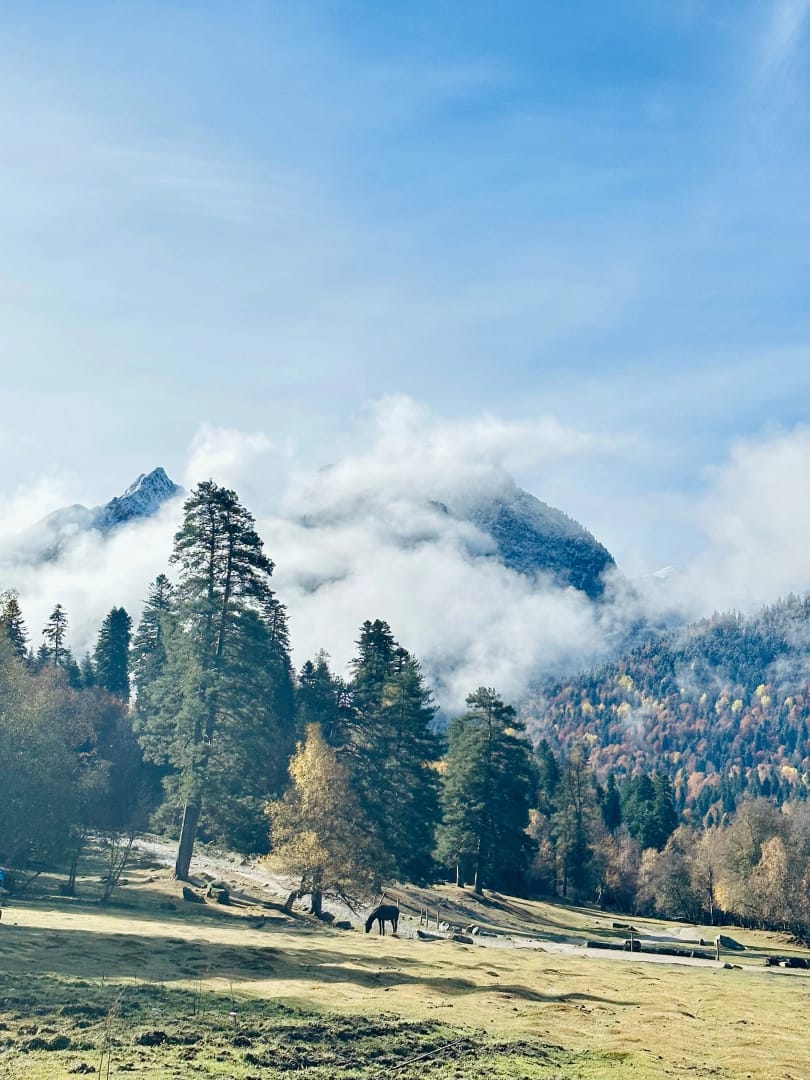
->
535 738 561 815
296 653 346 743
621 772 678 851
136 482 293 879
601 771 622 832
80 654 96 688
376 650 440 882
42 604 69 668
132 575 173 673
340 623 441 884
93 607 132 700
0 590 29 661
436 687 536 895
553 744 599 898
131 574 175 760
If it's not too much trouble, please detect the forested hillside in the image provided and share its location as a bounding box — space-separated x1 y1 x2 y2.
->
528 595 810 820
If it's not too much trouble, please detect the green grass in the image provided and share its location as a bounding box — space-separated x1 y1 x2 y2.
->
0 972 569 1078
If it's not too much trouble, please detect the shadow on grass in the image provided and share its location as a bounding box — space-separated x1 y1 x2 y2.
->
0 919 638 1008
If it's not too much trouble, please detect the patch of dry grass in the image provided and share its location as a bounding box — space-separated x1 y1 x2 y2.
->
1 856 809 1078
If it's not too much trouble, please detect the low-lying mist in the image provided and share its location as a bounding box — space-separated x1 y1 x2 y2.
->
3 400 810 711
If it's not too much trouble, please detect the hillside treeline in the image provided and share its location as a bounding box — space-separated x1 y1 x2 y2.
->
529 596 810 821
530 746 810 936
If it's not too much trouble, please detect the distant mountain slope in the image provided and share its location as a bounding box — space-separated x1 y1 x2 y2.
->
20 468 183 561
526 594 810 818
465 486 615 598
298 470 617 600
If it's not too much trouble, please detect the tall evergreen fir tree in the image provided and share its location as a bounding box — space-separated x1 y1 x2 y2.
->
350 620 397 713
79 654 96 688
296 652 346 744
131 575 174 723
600 771 623 832
0 590 29 661
377 649 441 882
93 607 132 701
436 687 537 895
42 603 69 668
621 772 678 851
135 482 294 878
340 622 441 884
553 744 599 898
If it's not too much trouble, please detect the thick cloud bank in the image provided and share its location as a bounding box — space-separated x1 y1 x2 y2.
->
2 402 809 710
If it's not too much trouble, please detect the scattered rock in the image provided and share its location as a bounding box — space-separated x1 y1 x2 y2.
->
716 934 745 951
182 886 204 905
24 1034 72 1051
452 933 474 945
135 1030 168 1046
333 920 352 930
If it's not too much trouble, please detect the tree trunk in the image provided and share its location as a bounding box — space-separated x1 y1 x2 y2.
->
473 835 484 895
310 889 323 917
455 863 462 887
175 802 201 880
66 847 80 896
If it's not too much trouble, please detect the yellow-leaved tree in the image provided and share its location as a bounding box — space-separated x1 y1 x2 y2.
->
265 724 381 916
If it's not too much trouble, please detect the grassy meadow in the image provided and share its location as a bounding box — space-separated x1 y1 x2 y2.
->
1 850 809 1079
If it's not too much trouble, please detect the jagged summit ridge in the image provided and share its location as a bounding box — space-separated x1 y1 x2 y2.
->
93 467 182 530
19 468 183 562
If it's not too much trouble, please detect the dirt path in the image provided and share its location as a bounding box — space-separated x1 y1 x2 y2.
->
130 836 784 973
131 834 359 923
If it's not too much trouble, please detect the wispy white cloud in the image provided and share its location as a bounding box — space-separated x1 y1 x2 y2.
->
760 0 810 75
655 425 810 616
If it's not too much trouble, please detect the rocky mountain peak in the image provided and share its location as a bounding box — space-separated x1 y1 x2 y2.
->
93 467 182 530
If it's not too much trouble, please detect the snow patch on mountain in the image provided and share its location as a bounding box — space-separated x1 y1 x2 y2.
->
13 467 183 562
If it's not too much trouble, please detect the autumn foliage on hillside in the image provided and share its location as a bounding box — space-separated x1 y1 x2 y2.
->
526 594 810 821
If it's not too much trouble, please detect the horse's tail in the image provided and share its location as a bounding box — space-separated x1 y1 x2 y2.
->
364 908 378 934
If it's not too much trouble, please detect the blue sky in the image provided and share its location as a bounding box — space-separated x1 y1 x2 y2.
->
2 0 810 572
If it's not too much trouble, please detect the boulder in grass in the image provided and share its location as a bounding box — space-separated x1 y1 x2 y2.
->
716 934 745 951
182 886 205 904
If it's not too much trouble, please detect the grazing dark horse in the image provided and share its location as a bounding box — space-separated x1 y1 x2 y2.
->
365 903 399 935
